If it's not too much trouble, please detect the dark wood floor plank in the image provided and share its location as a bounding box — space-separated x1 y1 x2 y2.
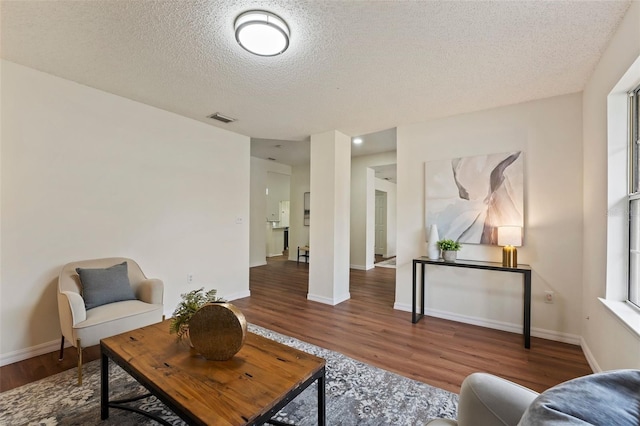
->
0 255 592 395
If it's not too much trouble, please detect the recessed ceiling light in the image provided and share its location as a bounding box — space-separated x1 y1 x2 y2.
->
353 138 363 145
234 11 290 56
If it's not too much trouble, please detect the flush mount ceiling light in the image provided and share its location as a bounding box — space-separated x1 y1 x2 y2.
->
234 10 290 56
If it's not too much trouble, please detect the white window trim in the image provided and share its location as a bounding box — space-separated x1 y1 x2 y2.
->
599 299 640 338
605 55 640 336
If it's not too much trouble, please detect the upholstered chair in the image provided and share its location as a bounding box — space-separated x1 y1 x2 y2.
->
57 257 164 385
427 370 640 426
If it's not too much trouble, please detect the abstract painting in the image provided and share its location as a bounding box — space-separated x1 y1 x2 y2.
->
425 151 523 245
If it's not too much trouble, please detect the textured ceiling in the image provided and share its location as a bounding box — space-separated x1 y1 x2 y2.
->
1 0 631 147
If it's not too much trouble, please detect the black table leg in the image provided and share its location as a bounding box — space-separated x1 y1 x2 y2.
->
318 368 326 426
523 271 531 349
420 262 425 320
412 260 418 323
101 352 109 420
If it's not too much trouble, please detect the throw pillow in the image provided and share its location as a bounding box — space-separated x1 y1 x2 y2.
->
76 261 136 310
518 369 640 426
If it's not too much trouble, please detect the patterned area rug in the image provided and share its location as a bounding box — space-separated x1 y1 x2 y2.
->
0 325 457 425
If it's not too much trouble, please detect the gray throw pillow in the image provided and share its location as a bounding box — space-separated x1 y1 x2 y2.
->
76 262 136 310
518 369 640 426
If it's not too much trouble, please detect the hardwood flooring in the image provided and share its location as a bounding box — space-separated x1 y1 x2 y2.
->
0 255 592 395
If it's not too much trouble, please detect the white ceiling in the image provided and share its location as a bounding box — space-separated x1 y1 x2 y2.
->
1 0 631 152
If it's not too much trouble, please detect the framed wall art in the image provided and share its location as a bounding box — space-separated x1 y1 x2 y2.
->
303 192 310 226
424 151 524 245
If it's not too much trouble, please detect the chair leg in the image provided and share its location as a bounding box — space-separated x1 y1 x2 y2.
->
77 338 83 386
58 336 65 361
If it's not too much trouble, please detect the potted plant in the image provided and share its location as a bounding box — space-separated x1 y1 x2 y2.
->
436 239 462 262
169 287 225 342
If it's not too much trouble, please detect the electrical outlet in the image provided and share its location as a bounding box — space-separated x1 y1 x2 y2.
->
187 273 193 284
544 290 554 304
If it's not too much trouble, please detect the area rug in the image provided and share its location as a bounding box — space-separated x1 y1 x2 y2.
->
375 257 396 268
0 325 457 425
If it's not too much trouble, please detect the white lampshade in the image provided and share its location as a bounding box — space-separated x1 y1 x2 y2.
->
234 11 290 56
498 226 522 247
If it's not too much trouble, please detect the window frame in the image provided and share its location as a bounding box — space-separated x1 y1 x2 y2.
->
629 84 640 308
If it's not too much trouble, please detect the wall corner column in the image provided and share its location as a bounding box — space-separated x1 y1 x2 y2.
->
308 130 351 305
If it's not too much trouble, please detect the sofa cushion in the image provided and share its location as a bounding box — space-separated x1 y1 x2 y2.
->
76 261 135 310
518 369 640 426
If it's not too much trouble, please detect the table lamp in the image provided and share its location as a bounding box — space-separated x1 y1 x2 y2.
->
498 226 522 267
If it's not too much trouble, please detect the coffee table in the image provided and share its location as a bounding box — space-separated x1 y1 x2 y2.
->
100 320 326 425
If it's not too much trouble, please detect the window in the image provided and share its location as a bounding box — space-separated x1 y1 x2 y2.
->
629 84 640 308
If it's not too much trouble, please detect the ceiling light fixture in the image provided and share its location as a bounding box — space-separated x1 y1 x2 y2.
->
353 138 363 145
234 10 290 56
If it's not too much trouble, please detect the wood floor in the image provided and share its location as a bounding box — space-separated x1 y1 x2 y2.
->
0 255 592 394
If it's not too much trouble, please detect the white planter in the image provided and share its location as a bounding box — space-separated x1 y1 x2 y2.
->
442 250 457 262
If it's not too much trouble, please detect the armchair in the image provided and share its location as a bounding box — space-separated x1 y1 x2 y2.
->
57 257 164 385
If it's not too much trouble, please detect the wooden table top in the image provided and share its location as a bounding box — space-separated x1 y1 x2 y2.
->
100 320 325 426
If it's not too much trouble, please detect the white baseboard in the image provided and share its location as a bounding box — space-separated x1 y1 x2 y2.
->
307 292 351 306
580 336 601 373
225 290 251 301
393 303 581 345
350 264 375 271
250 260 267 268
0 338 70 367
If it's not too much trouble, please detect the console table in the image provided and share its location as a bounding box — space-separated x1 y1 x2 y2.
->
412 258 532 349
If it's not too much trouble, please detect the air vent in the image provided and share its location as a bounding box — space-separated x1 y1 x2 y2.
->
207 112 237 123
268 157 277 161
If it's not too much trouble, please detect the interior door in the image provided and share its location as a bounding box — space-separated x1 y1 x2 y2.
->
375 191 387 256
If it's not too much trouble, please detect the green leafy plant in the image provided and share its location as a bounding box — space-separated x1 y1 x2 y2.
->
436 239 462 251
169 287 225 342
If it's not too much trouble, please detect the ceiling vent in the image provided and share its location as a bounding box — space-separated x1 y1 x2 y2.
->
207 112 237 123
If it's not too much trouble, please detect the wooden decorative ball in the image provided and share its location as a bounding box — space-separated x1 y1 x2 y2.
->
188 302 247 361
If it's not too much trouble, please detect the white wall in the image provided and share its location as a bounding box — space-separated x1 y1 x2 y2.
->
0 61 251 364
396 93 584 343
288 163 311 261
375 177 397 258
582 0 640 371
350 152 397 269
249 157 291 266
